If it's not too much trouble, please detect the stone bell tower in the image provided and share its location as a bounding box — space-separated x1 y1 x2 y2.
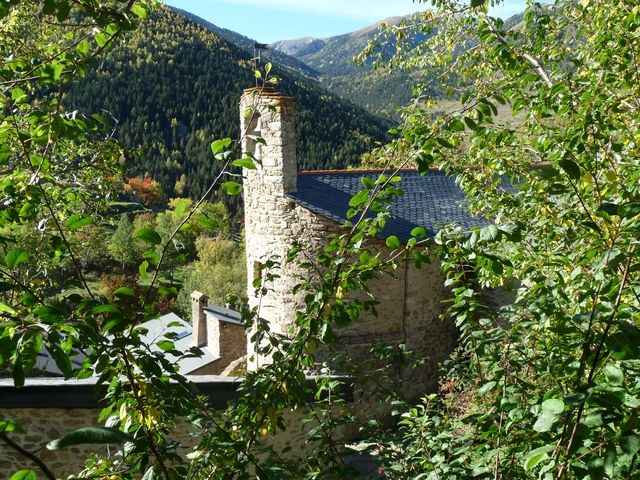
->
240 87 300 370
240 87 297 195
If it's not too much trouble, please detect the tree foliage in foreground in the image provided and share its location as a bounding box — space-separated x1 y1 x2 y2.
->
2 0 640 479
359 0 640 478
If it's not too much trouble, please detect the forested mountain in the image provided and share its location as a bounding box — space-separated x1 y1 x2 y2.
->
272 17 425 119
65 7 391 209
173 7 321 81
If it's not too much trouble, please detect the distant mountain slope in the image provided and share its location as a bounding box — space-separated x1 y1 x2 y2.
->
272 16 421 119
292 16 405 76
271 37 325 58
65 7 391 208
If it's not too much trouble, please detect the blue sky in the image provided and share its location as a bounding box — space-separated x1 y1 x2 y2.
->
165 0 527 43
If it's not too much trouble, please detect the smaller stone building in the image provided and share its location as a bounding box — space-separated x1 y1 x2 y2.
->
35 294 246 376
189 292 247 375
240 88 487 397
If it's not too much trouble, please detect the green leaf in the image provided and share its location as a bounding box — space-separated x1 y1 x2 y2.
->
113 287 135 297
135 227 161 245
11 87 27 103
349 190 370 207
38 62 64 83
470 0 487 6
221 181 242 195
211 138 232 156
232 158 257 169
464 116 479 131
139 260 150 279
480 225 499 242
533 411 557 432
156 340 175 352
604 445 616 477
13 358 24 388
559 158 581 180
603 364 624 386
18 202 36 219
91 304 121 315
524 445 553 471
142 466 158 480
361 177 375 189
9 470 37 480
449 118 465 132
436 137 455 149
411 226 427 238
131 3 148 18
0 302 17 316
478 381 496 396
197 215 220 230
34 305 62 323
65 213 93 231
541 398 564 415
0 144 11 164
76 39 91 55
95 31 110 48
157 287 178 298
47 427 133 450
619 433 640 456
47 343 72 377
386 235 401 249
5 250 29 269
143 250 161 265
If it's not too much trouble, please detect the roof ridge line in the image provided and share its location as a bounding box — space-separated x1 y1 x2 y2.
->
298 167 444 176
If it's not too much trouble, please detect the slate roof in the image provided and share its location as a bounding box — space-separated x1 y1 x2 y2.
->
289 170 486 243
205 304 242 325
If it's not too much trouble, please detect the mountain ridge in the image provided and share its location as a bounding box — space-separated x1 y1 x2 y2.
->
173 7 321 81
270 15 417 120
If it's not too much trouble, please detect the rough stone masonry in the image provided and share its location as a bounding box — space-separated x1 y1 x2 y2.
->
240 87 459 399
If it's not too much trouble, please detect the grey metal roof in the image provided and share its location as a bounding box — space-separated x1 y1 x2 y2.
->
289 170 486 243
136 313 220 376
36 312 224 377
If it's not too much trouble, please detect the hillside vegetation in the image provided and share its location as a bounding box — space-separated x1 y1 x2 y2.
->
66 7 391 207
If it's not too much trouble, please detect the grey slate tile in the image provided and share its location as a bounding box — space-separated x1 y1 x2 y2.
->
288 170 487 243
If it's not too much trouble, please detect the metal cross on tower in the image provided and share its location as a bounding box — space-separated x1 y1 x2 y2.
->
253 42 269 86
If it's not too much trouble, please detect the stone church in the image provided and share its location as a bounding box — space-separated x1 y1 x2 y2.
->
240 87 487 396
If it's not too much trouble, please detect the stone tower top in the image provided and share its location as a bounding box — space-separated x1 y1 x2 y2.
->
240 88 297 194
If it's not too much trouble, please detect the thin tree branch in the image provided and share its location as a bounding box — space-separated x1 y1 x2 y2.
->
0 431 56 480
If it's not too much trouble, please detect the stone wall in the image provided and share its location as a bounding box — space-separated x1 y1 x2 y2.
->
321 240 458 400
0 376 241 477
1 407 104 478
219 322 247 369
0 376 353 477
188 292 247 375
